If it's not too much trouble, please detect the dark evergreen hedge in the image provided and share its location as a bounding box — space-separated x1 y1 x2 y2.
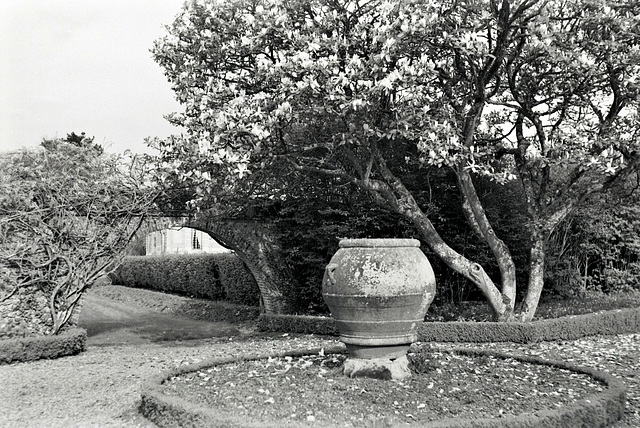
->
0 328 87 365
116 253 260 306
152 298 260 324
139 347 625 428
257 307 640 343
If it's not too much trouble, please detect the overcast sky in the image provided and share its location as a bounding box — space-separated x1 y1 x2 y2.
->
0 0 186 154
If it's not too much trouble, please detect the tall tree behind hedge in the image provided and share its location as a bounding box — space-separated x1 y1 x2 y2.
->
546 174 640 297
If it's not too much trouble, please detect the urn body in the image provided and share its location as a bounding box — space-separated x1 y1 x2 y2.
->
322 238 436 354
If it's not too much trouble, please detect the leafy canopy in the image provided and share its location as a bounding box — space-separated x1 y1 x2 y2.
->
151 0 640 321
152 0 639 194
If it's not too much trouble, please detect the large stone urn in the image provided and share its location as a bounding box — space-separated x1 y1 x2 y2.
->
323 238 436 379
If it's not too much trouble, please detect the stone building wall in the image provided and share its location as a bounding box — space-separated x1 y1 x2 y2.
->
145 227 231 255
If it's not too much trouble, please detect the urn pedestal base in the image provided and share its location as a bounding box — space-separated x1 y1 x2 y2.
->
323 238 436 381
345 343 409 360
342 355 411 381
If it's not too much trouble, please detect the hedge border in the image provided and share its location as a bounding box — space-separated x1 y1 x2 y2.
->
139 347 626 428
116 253 260 306
257 306 640 343
0 328 87 365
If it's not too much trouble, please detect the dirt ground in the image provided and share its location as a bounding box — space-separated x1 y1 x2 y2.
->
78 293 242 346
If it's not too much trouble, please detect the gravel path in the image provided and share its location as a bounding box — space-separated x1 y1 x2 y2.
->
1 287 638 428
3 334 638 428
0 335 339 428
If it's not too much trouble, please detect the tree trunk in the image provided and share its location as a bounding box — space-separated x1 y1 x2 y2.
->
364 154 514 321
517 229 546 322
195 219 296 315
456 167 517 317
411 208 515 321
391 187 513 321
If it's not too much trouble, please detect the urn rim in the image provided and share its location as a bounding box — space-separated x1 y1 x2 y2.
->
338 238 420 248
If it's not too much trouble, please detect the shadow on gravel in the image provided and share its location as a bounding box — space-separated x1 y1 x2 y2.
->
78 294 241 346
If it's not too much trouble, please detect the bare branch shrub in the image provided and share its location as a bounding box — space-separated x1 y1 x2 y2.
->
0 141 158 336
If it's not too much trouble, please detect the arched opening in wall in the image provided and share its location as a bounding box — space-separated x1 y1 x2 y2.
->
114 218 293 314
144 227 232 256
112 225 262 308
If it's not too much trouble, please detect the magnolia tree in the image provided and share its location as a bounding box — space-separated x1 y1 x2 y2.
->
0 141 158 336
152 0 640 321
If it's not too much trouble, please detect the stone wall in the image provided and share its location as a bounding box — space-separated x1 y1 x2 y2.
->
0 287 52 339
141 216 299 315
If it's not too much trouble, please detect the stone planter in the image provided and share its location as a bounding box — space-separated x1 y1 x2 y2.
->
322 238 436 379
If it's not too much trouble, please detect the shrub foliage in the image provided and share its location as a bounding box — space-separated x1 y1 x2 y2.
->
546 190 640 297
117 253 260 306
0 140 157 337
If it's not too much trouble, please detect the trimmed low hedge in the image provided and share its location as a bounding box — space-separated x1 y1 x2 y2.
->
0 328 87 365
419 307 640 343
139 347 626 428
257 306 640 343
116 253 260 306
258 314 338 335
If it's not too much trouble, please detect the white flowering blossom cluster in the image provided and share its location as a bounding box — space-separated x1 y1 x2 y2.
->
151 0 640 203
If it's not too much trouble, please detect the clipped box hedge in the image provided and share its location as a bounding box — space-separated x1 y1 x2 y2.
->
116 253 260 306
257 306 640 343
0 328 87 365
258 314 338 336
139 347 625 428
417 307 640 343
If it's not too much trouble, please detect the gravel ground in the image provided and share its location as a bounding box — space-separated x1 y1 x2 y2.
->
435 334 640 428
163 348 610 426
0 334 339 428
0 287 638 428
2 334 637 428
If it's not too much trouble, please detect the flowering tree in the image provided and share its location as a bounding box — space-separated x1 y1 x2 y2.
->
152 0 640 321
0 141 159 336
